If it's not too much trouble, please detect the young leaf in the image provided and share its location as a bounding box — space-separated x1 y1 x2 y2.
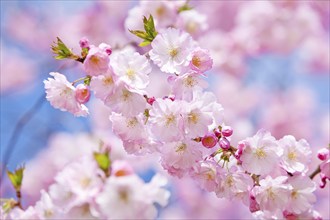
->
94 152 111 175
178 1 193 13
7 166 25 191
139 40 151 47
129 14 158 47
51 37 74 60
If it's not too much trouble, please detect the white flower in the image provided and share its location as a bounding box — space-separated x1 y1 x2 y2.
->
149 98 185 142
176 9 208 36
169 72 208 101
54 156 103 204
285 175 316 214
110 112 148 141
150 28 195 74
240 130 282 176
111 50 151 90
216 169 253 201
44 72 88 117
35 190 61 219
253 176 291 212
90 70 116 102
160 139 203 178
96 174 169 219
105 82 146 117
279 135 312 173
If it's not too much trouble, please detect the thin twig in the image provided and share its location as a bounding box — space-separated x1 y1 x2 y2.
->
309 165 321 180
1 62 71 182
1 94 45 181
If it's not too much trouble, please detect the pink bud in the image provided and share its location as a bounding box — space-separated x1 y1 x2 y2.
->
201 133 218 148
317 148 329 161
214 130 221 138
147 97 156 105
99 43 112 55
219 137 230 150
283 211 298 220
249 194 260 213
79 37 90 49
221 126 233 137
75 84 91 104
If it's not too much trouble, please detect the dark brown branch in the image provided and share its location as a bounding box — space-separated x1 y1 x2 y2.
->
309 165 321 180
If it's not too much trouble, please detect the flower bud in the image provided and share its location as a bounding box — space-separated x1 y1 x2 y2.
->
249 194 260 213
221 126 233 137
147 96 156 105
317 148 329 161
201 133 217 148
219 137 230 150
99 43 112 55
79 37 90 49
214 130 221 138
75 84 91 104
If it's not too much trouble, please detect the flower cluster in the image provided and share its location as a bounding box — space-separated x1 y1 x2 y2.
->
3 1 328 219
3 152 169 219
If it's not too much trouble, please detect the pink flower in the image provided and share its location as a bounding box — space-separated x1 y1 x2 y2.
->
169 72 208 101
150 28 195 74
182 101 213 138
215 168 253 200
104 82 146 117
285 175 316 214
84 44 111 76
190 159 221 192
176 10 208 37
44 72 88 117
111 49 151 90
189 48 213 73
54 156 103 204
34 190 61 219
110 112 148 142
160 139 203 178
90 70 117 102
279 135 312 174
240 130 282 176
253 176 290 212
96 174 169 219
75 84 91 104
149 98 185 142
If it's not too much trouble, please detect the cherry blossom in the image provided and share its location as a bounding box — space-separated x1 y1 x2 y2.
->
111 49 151 90
240 130 282 176
84 44 111 76
149 28 195 74
44 72 89 117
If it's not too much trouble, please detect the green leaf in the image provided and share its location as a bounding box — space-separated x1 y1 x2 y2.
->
94 152 111 174
83 75 92 86
129 14 158 47
7 166 25 191
139 40 151 47
51 37 74 60
1 199 17 214
178 1 193 13
129 30 149 39
144 15 157 38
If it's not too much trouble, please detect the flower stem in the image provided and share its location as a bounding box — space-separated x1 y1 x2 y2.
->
309 165 321 180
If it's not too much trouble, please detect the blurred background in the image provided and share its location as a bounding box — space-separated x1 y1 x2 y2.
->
1 1 329 219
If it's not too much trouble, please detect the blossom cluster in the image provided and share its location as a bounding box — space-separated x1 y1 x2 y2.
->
2 1 329 219
2 150 169 219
